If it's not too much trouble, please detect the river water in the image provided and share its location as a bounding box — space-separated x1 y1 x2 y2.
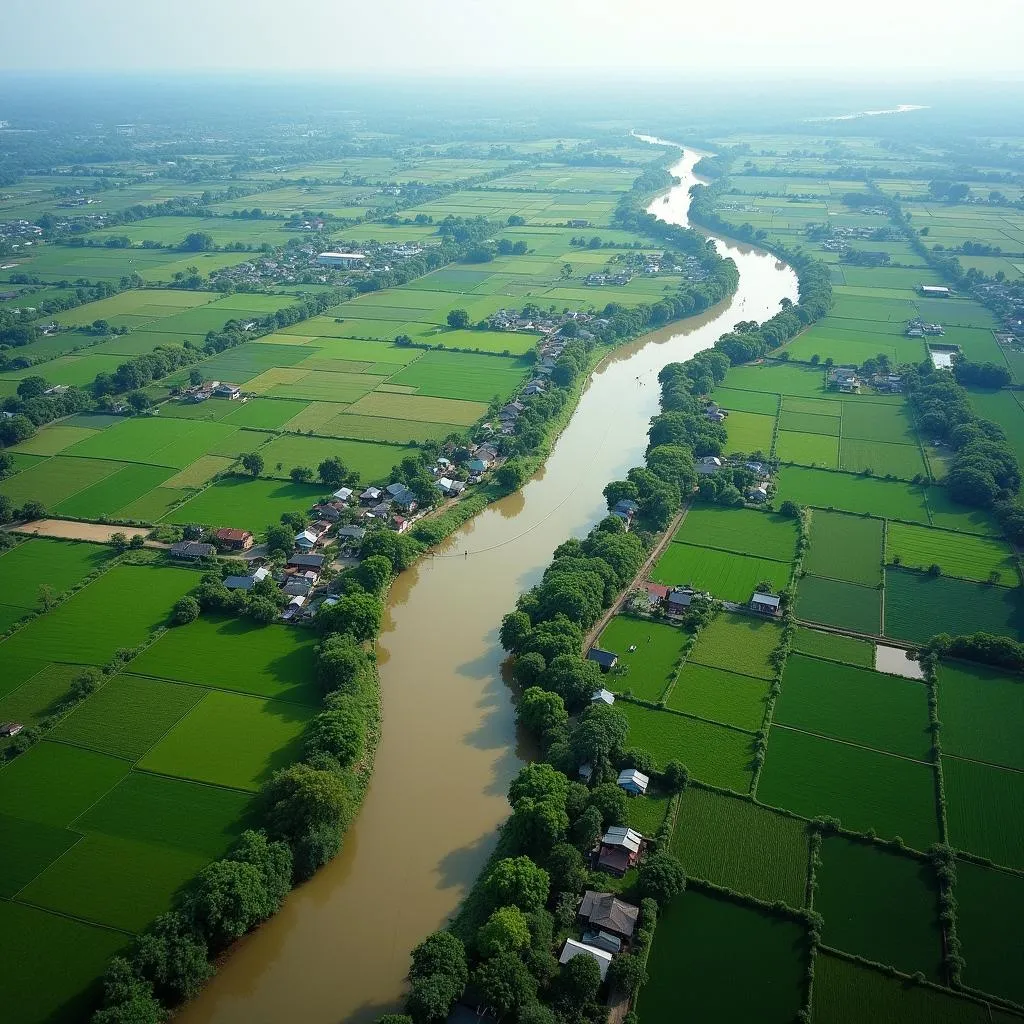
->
175 142 798 1024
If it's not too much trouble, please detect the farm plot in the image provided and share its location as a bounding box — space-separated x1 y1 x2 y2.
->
774 654 931 759
19 831 206 933
779 409 840 436
0 564 199 667
839 438 927 480
775 429 839 467
723 361 828 398
312 412 464 444
614 702 753 792
886 522 1019 586
0 664 87 727
637 890 807 1024
138 691 312 792
688 613 782 679
9 424 101 456
815 836 943 979
796 575 882 635
842 401 918 445
344 389 487 426
776 466 930 523
883 569 1024 644
63 416 240 470
0 456 127 509
650 542 791 601
162 476 326 533
255 434 405 484
942 756 1024 869
791 626 874 667
812 953 994 1024
53 463 176 519
757 727 939 851
0 813 80 898
595 616 689 701
666 663 771 731
710 386 779 416
0 900 129 1024
936 661 1024 770
77 772 252 858
0 538 112 608
0 742 130 828
924 487 1000 536
723 411 776 454
385 350 530 402
49 674 205 760
670 786 809 906
804 509 883 585
674 506 799 561
955 860 1024 1006
132 616 320 705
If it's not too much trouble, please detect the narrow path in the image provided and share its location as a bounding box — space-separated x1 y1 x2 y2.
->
582 504 689 653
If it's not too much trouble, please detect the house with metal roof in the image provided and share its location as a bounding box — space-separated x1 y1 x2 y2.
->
750 592 782 616
591 689 616 706
587 647 618 672
169 541 216 561
617 768 650 796
558 939 613 981
597 826 644 875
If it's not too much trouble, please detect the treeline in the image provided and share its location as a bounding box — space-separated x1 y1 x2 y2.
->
92 610 383 1022
0 383 92 447
920 631 1024 674
903 366 1024 537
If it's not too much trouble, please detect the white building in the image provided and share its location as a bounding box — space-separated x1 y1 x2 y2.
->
317 252 367 267
559 939 613 981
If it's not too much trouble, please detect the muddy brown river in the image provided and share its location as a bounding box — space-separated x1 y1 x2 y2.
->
175 142 799 1024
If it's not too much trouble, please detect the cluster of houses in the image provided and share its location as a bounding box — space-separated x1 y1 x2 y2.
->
0 219 44 243
695 455 773 503
208 239 430 290
905 318 945 338
560 885 644 980
827 364 903 395
585 271 632 287
180 380 243 403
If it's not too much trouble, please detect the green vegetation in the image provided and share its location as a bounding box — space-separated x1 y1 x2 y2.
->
637 890 807 1024
596 616 688 701
666 662 770 731
688 613 782 679
674 505 799 560
792 626 874 667
943 756 1024 869
670 786 809 906
887 521 1019 585
804 510 883 585
936 661 1024 770
650 541 791 601
774 654 931 759
796 575 882 635
815 836 943 979
757 728 940 851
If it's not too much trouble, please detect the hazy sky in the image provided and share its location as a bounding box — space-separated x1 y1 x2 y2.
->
4 0 1023 76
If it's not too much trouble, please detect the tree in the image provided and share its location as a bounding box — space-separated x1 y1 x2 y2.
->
483 856 550 913
512 651 546 689
607 953 648 993
588 782 629 828
507 797 569 859
230 829 293 912
37 584 56 612
499 610 533 653
93 958 166 1024
637 851 686 907
410 930 468 985
262 762 349 844
495 458 529 493
546 842 587 895
127 390 151 411
555 951 602 1006
316 591 382 641
265 523 293 556
0 451 13 479
406 974 462 1024
129 533 145 550
182 231 215 252
508 762 569 806
241 452 264 477
543 654 605 709
357 554 393 595
171 596 200 626
317 457 347 487
132 910 212 1004
110 532 131 554
473 952 538 1018
477 905 531 958
20 500 46 522
446 309 470 329
247 596 279 624
570 805 603 852
182 859 269 950
290 465 314 483
316 633 369 695
304 707 364 768
662 760 689 793
16 375 48 399
517 686 567 738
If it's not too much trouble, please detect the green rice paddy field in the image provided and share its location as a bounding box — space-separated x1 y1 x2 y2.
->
650 541 791 601
670 785 809 906
638 890 808 1024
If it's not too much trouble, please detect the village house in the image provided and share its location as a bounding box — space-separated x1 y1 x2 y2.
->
287 553 325 571
666 587 696 616
748 484 770 503
224 566 271 591
436 477 467 498
391 514 410 533
586 647 618 672
591 689 616 706
280 594 307 622
920 284 951 298
360 486 384 505
578 891 640 943
617 768 649 796
597 826 644 876
212 383 241 399
696 456 723 476
369 500 393 519
828 366 861 393
335 525 366 544
644 582 670 611
467 458 489 475
0 722 24 738
558 939 612 981
750 592 782 616
311 503 343 523
386 482 418 511
169 541 216 561
331 487 354 503
211 527 254 551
